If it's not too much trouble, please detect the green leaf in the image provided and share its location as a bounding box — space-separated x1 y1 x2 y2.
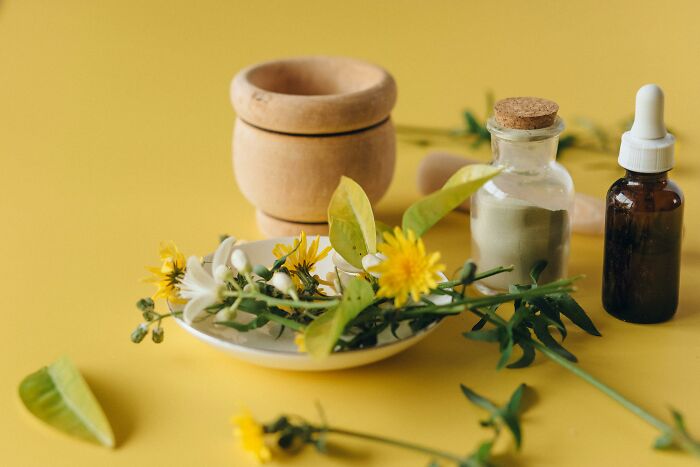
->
506 384 526 415
506 341 536 369
671 408 688 434
500 411 522 449
402 164 502 238
460 384 499 414
463 329 501 342
18 356 115 448
532 317 577 362
654 431 675 450
304 278 375 358
328 176 377 268
529 260 548 284
552 294 602 337
496 337 514 370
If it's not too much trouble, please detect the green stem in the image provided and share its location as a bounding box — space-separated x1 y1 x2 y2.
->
259 311 306 332
532 341 700 457
222 291 339 310
400 281 576 318
438 265 515 290
321 426 465 464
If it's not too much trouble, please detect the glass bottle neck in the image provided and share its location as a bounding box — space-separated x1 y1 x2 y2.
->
493 135 559 172
625 170 669 187
625 170 668 181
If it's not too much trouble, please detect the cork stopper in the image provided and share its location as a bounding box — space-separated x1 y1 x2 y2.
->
494 97 559 130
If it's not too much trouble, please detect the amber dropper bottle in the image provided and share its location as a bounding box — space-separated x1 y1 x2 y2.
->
602 84 684 323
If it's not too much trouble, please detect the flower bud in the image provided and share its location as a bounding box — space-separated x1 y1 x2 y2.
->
130 323 148 343
270 272 294 295
361 254 383 278
214 264 232 283
151 326 164 343
459 261 477 285
141 310 156 321
231 249 251 273
136 297 155 312
215 306 237 322
243 283 255 293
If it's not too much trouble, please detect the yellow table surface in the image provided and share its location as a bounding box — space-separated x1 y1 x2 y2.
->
2 1 699 466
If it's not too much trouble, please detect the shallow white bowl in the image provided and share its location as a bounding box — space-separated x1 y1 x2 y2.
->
175 236 448 371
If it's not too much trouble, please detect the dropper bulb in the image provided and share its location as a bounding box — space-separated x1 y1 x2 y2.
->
630 84 666 140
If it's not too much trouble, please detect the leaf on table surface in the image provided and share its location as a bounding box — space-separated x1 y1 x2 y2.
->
304 278 375 358
328 176 377 269
402 164 501 238
18 356 115 448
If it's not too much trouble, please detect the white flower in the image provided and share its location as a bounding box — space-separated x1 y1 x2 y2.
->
361 253 385 278
231 249 251 273
270 271 294 295
179 236 237 324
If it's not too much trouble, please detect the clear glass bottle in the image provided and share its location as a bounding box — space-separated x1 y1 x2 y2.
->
471 116 574 294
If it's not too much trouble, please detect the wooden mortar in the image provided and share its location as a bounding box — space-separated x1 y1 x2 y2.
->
231 56 397 236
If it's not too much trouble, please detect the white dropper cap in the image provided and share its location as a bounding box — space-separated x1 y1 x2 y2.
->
618 84 675 173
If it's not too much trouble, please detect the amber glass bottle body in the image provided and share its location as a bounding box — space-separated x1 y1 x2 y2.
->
602 170 683 323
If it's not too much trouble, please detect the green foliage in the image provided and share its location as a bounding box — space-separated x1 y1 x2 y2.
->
464 263 599 370
460 384 528 449
402 164 501 238
18 356 114 448
327 176 377 268
304 278 375 358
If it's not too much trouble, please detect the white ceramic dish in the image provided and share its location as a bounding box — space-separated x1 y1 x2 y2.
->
174 236 449 371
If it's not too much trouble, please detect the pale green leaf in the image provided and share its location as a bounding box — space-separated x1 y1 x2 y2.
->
19 356 115 448
328 176 377 268
402 164 502 238
305 278 374 358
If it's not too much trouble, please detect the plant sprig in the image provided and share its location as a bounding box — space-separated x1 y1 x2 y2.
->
461 262 700 458
253 383 529 466
395 93 635 158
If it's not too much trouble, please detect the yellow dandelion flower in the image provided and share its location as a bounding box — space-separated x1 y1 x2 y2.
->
294 333 306 353
144 241 187 304
231 409 272 463
272 232 331 287
369 227 445 307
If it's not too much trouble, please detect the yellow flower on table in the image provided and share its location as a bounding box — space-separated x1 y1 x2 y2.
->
232 409 272 463
272 232 331 287
144 241 187 304
369 227 445 308
294 333 306 353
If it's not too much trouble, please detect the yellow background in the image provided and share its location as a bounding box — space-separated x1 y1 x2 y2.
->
2 1 699 466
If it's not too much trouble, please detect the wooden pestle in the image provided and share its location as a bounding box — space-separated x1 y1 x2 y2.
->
416 152 605 235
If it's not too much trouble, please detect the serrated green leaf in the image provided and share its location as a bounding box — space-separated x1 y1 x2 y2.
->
552 294 602 337
18 356 114 448
402 164 501 238
304 279 374 358
328 176 377 268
